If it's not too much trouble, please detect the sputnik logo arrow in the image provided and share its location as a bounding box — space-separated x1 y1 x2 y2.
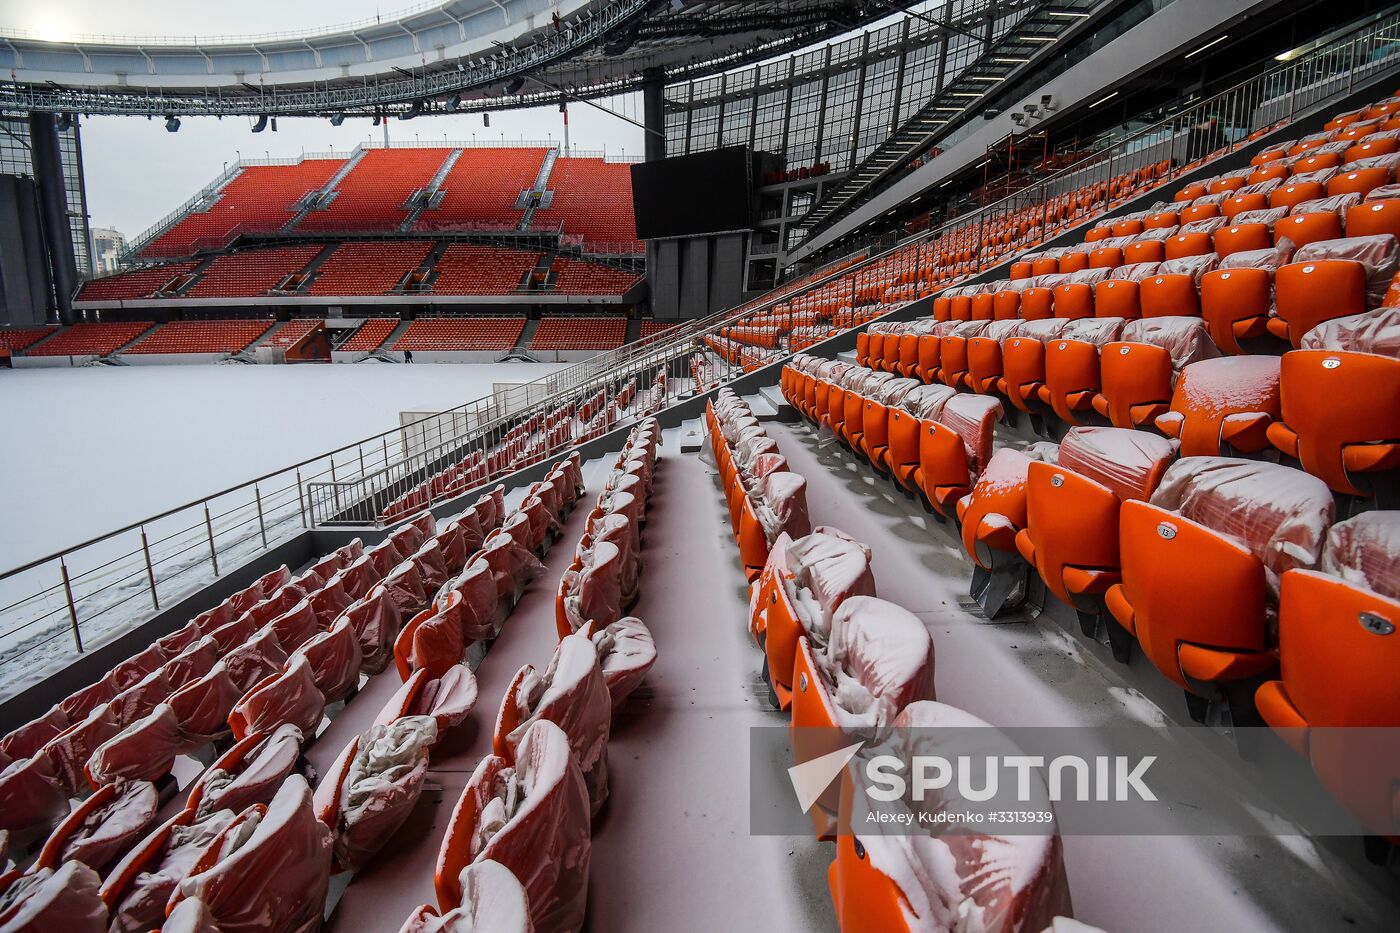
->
787 740 865 813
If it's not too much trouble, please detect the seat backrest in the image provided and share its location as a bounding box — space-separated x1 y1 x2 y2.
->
1056 426 1176 502
1320 511 1400 600
1149 457 1333 595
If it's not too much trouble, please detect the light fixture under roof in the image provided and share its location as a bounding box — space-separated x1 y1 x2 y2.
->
1089 91 1119 108
992 56 1030 64
1185 34 1229 58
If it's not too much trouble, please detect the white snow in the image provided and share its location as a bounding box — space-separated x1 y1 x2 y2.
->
0 362 565 569
0 362 565 698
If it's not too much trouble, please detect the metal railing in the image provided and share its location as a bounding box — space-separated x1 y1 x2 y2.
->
1 10 1395 699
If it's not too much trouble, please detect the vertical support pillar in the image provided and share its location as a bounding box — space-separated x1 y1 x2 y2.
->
642 69 667 163
642 69 667 318
28 112 78 325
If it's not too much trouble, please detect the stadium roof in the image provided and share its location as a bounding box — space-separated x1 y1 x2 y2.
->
0 0 891 117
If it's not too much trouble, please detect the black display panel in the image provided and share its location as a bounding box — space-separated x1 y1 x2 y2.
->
630 146 753 239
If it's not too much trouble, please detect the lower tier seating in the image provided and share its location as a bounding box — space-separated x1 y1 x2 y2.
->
23 322 154 357
528 316 627 351
392 317 525 352
125 320 274 355
0 452 596 930
0 328 55 352
339 318 399 352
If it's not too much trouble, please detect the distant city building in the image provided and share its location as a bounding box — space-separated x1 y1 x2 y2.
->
90 227 127 275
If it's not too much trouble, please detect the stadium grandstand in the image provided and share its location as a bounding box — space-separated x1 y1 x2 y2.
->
1 1 1399 931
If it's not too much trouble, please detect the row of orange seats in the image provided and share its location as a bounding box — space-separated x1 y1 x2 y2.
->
784 352 1398 849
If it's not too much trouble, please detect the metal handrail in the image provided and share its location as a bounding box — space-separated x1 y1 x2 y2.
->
1 10 1394 694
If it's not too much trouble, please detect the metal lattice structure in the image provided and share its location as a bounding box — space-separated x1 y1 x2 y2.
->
0 0 887 118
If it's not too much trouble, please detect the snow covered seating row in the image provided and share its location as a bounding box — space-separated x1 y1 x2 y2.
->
0 451 596 929
785 358 1400 849
738 517 1078 927
391 454 584 680
786 356 1002 518
416 423 660 932
853 298 1398 501
707 389 812 580
380 376 648 527
556 420 658 639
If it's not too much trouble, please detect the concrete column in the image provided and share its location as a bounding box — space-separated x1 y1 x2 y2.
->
28 112 78 324
642 69 667 163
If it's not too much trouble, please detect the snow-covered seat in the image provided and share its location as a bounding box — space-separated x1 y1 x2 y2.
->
394 591 465 681
221 626 287 694
1256 512 1400 841
227 655 325 741
1017 427 1176 623
1108 458 1333 714
86 704 185 787
376 664 478 739
167 776 332 933
1273 233 1400 344
1270 307 1400 497
34 778 158 875
789 596 935 837
293 616 363 702
434 720 589 931
314 716 438 872
917 393 1004 515
1094 317 1221 429
754 528 876 709
100 806 238 932
341 584 402 675
186 723 305 818
957 443 1061 616
0 859 105 930
828 701 1072 933
0 755 71 837
494 631 611 815
556 541 624 637
1155 355 1281 456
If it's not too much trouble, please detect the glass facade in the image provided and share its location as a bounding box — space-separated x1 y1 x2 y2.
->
659 0 1026 174
0 112 92 274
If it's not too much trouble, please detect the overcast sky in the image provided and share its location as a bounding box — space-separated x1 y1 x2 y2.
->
1 1 646 238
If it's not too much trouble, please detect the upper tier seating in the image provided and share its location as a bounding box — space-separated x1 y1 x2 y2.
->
339 318 399 352
24 322 153 357
413 148 546 231
392 317 525 352
125 320 274 355
298 148 451 232
528 317 627 351
549 258 643 295
533 158 638 249
430 244 537 294
76 264 196 302
144 159 346 257
186 245 322 298
309 241 434 295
